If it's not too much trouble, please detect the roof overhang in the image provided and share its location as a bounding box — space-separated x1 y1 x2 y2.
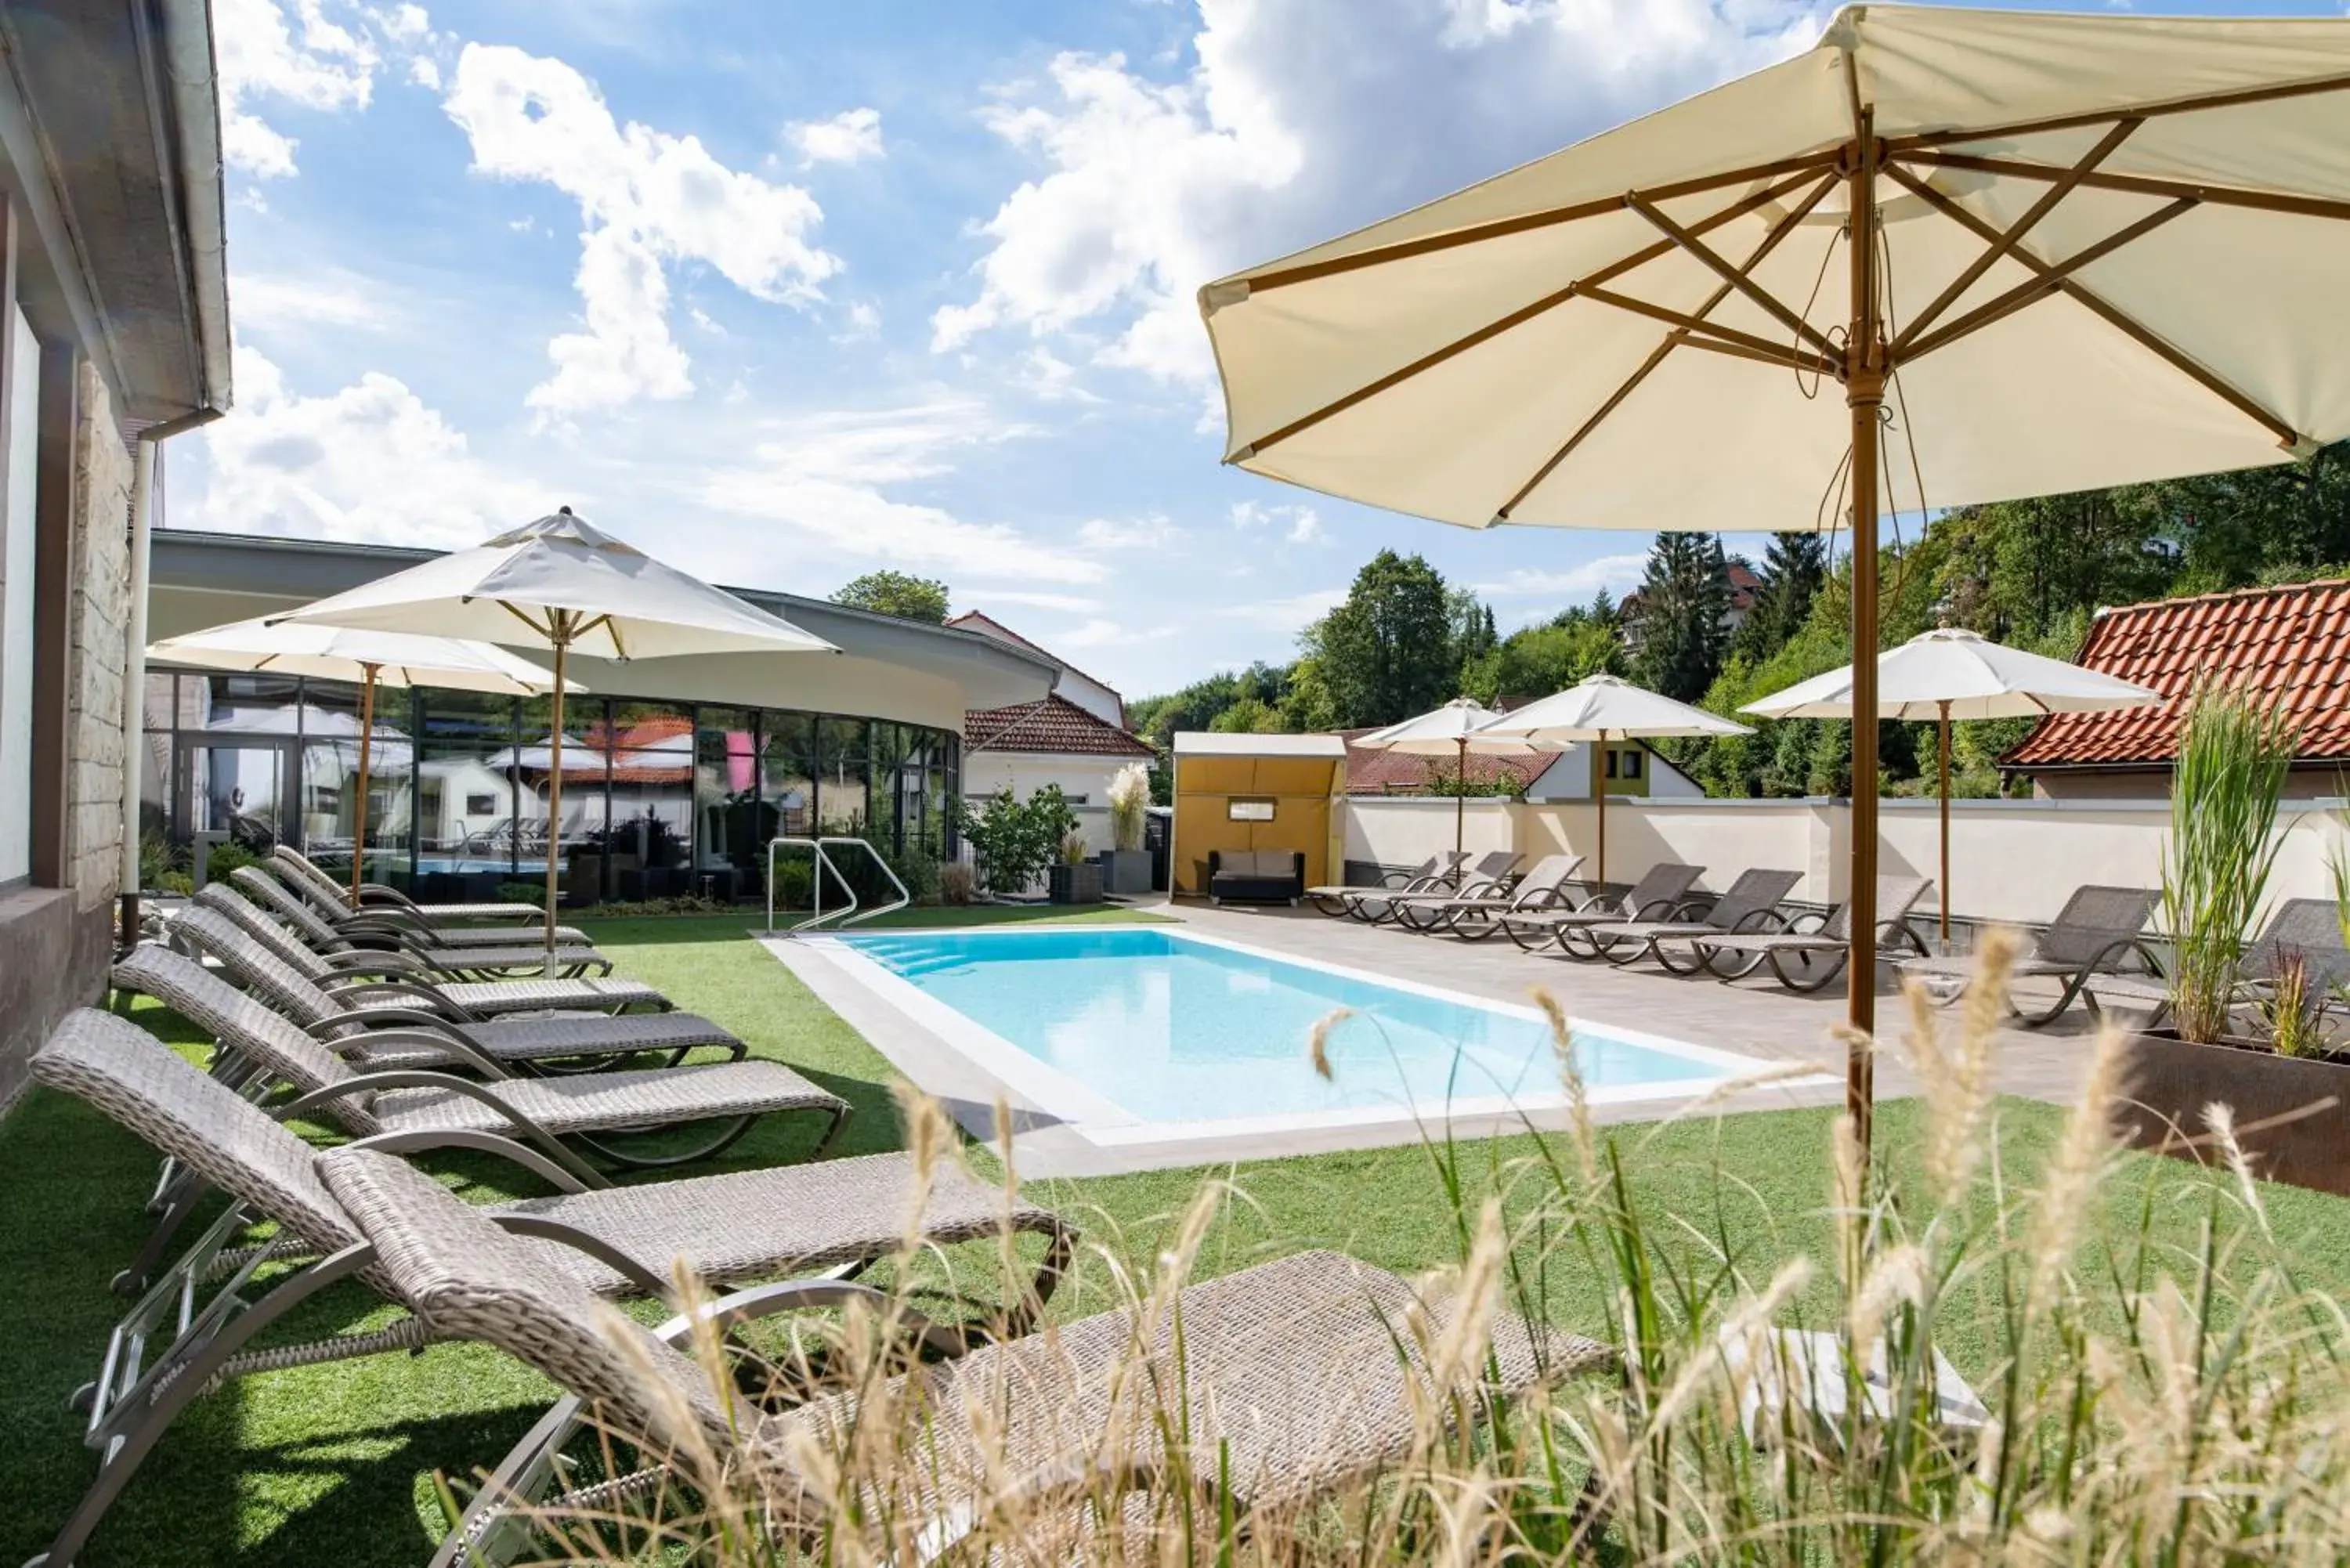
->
1174 732 1348 758
147 529 1062 712
0 0 230 428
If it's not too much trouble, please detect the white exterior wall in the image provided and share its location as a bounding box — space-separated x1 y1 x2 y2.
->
1342 793 2350 928
960 750 1133 854
1524 742 1703 802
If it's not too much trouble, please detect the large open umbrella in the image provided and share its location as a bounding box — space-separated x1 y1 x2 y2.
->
1477 674 1748 886
1198 5 2350 1152
1354 696 1556 858
1743 626 2161 943
270 508 837 966
146 620 578 898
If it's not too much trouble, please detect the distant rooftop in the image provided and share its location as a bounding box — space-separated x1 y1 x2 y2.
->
966 694 1155 759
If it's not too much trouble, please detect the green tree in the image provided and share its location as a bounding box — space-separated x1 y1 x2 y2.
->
1461 618 1618 704
1630 533 1730 703
831 570 950 623
1314 550 1459 726
1208 695 1285 733
1732 533 1828 663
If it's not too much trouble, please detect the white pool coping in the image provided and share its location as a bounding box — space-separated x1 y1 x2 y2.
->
792 924 1818 1154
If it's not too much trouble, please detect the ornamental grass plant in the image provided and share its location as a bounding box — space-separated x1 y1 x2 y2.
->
2162 687 2299 1045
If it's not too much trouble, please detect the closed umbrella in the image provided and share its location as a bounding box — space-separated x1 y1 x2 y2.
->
147 619 579 898
1744 626 2162 943
1199 5 2350 1153
1354 696 1557 857
271 508 836 967
1477 674 1748 886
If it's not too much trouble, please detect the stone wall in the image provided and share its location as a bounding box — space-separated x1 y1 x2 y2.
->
0 363 130 1111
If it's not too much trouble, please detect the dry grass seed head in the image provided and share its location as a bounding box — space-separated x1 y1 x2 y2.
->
1307 1006 1354 1081
2026 1026 2123 1308
1531 986 1600 1188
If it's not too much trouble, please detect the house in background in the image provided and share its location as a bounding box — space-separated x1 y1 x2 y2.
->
2006 579 2350 800
1339 725 1701 804
0 0 232 1107
952 612 1156 847
1616 558 1764 657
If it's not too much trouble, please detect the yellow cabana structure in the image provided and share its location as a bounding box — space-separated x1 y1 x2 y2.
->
1170 732 1347 898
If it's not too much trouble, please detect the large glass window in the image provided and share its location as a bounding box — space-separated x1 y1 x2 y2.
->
761 714 816 840
606 703 693 901
0 305 38 885
696 708 759 898
815 717 870 837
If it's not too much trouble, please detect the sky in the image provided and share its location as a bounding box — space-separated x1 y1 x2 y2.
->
180 0 2342 699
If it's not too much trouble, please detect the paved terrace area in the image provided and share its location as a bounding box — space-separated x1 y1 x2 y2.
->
768 898 2108 1177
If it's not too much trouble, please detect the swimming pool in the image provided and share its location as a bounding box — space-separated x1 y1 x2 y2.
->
824 927 1773 1144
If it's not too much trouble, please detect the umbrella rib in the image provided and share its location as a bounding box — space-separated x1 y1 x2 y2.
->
1884 69 2350 156
1883 164 2305 450
1223 150 1844 296
1901 197 2199 363
1896 149 2350 228
1493 172 1840 523
1625 193 1840 359
498 602 554 641
1230 168 1829 461
1890 117 2141 354
1577 287 1841 375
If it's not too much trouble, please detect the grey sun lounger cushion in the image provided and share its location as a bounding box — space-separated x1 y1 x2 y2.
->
318 1144 1614 1539
273 845 544 925
114 946 845 1146
244 863 595 951
233 866 606 970
182 887 667 1018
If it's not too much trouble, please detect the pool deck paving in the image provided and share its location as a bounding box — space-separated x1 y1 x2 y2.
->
762 898 2112 1177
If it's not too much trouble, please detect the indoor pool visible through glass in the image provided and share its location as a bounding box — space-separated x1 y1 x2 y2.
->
838 927 1728 1125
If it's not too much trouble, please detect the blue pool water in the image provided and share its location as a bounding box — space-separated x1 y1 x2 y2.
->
840 928 1726 1125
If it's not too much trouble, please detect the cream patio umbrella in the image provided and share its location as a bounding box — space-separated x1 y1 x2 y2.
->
1743 626 2161 944
270 508 837 967
147 619 580 899
1354 695 1558 858
1477 674 1748 887
1198 5 2350 1151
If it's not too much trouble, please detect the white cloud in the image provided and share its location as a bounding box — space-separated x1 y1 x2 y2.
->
1076 513 1180 550
936 0 1821 381
698 401 1103 584
1009 346 1101 403
443 42 839 419
215 0 381 177
186 344 540 549
1220 584 1344 633
409 56 442 89
1473 555 1647 599
833 299 882 342
1057 617 1171 649
231 268 403 334
1228 498 1320 543
974 589 1101 614
689 306 725 336
788 107 886 166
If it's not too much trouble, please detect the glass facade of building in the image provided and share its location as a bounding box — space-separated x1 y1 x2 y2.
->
140 667 959 906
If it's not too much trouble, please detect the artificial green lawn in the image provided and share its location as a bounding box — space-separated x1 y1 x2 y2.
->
3 909 2345 1566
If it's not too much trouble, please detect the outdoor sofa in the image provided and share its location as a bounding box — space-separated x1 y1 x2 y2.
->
1206 848 1307 905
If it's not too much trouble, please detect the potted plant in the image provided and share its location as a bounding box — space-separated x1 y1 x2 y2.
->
1099 762 1152 894
1048 829 1102 905
2111 688 2350 1190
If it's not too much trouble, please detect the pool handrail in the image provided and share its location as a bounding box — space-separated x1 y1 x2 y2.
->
765 836 911 935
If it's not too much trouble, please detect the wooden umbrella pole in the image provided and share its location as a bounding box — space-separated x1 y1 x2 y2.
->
1596 728 1607 889
1455 736 1466 858
1939 701 1953 944
352 664 378 901
544 618 570 976
1845 116 1885 1151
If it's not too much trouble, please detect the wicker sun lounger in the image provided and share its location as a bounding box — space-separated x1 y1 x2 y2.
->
1393 852 1585 938
273 844 545 924
1500 862 1706 957
1584 868 1802 973
181 883 668 1017
1898 884 2160 1025
252 858 595 952
112 946 848 1180
27 1009 1071 1568
1356 850 1520 927
1303 851 1466 918
2081 896 2345 1030
234 865 609 974
155 909 739 1076
316 1144 1614 1568
1694 876 1933 992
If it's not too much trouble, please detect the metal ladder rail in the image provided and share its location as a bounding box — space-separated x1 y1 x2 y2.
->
817 836 911 928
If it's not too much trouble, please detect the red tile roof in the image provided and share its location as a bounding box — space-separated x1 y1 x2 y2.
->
965 695 1157 759
2006 579 2350 770
1336 729 1553 795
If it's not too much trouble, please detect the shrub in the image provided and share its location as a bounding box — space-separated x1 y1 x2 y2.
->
938 858 977 905
950 786 1077 896
2258 946 2330 1057
2163 686 2298 1044
1108 763 1149 851
496 880 544 907
1058 829 1090 867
